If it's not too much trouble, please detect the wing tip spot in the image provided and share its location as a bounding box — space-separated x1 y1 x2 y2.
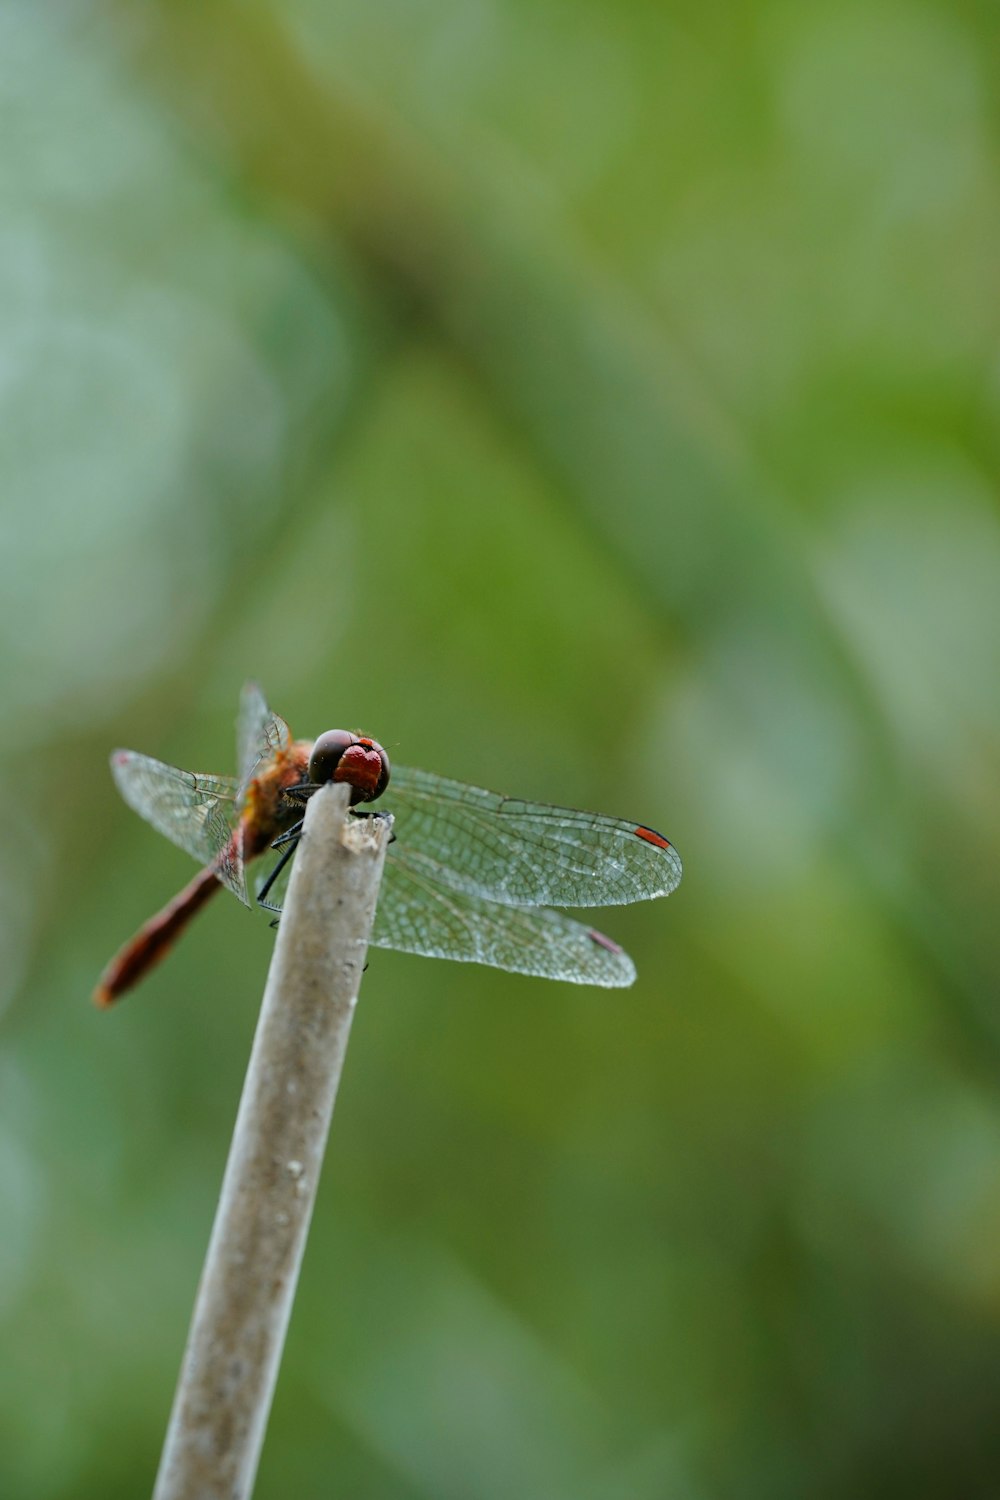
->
587 927 624 954
634 825 673 850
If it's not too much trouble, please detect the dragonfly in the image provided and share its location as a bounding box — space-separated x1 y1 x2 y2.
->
94 684 682 1005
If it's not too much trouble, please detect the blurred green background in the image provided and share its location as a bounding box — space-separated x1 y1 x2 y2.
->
3 1 1000 1496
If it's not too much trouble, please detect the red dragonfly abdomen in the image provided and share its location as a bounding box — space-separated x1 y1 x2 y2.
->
93 862 223 1007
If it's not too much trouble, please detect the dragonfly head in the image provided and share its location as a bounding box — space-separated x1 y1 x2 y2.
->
308 730 391 805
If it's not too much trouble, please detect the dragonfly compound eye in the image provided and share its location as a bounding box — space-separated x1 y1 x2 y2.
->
308 730 391 805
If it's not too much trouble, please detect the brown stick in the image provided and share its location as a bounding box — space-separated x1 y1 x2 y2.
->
152 783 392 1500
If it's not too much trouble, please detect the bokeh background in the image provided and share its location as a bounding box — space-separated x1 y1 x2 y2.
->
3 1 1000 1496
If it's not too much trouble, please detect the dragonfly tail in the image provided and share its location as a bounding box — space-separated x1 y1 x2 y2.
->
93 865 223 1007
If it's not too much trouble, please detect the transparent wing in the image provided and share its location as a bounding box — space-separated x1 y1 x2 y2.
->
110 750 249 904
373 845 637 986
237 681 291 795
249 823 636 986
378 766 682 909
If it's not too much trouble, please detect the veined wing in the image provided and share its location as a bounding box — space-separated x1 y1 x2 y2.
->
249 825 637 985
237 681 291 795
379 766 682 909
373 844 637 986
110 751 249 903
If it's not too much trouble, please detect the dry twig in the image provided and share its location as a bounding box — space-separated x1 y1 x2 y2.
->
153 782 392 1500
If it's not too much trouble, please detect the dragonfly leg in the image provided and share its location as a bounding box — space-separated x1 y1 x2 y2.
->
271 815 306 852
261 804 397 918
283 782 321 807
257 836 300 912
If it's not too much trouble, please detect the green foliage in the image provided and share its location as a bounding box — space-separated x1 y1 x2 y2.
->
3 1 1000 1496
